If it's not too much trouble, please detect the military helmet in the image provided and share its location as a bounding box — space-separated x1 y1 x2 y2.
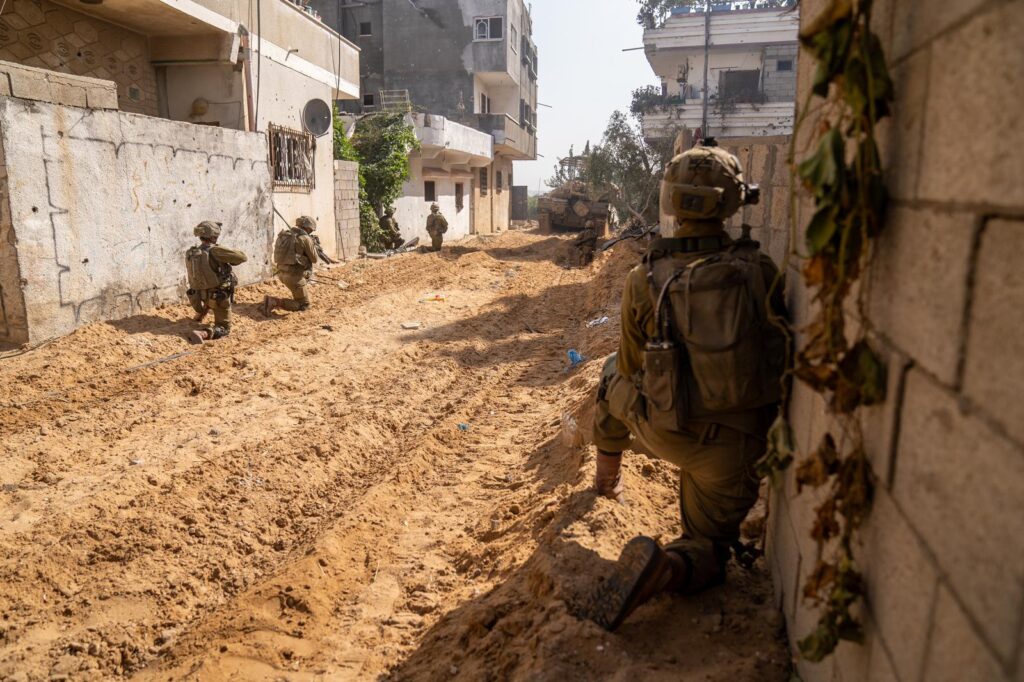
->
296 215 317 231
430 203 439 212
660 143 758 222
385 206 395 215
194 221 222 239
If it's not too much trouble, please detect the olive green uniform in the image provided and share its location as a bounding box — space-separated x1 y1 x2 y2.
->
593 231 780 590
275 227 318 311
193 245 247 337
381 214 403 250
426 212 447 252
575 226 598 267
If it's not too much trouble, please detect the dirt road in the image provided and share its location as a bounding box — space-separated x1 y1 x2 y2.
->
0 231 789 681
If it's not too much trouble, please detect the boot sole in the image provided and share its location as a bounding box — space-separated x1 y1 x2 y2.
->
583 536 661 631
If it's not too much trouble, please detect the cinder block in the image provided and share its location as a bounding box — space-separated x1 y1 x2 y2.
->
866 642 900 682
922 585 1008 682
917 3 1024 209
963 218 1024 445
891 0 990 62
868 205 975 385
894 369 1024 660
862 489 939 682
768 186 790 231
859 341 910 489
877 45 929 201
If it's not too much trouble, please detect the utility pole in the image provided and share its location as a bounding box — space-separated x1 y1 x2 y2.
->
700 0 711 139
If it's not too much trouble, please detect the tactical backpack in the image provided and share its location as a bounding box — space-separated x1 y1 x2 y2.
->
274 228 310 268
185 244 227 292
640 235 786 431
428 214 448 235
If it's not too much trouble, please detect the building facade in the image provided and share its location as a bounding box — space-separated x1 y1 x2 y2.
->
315 0 539 234
641 5 798 140
0 0 360 344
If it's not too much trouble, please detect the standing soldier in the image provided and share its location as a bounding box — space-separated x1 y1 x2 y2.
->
583 142 785 631
185 221 248 344
262 215 319 315
425 203 448 252
575 219 599 267
381 206 404 250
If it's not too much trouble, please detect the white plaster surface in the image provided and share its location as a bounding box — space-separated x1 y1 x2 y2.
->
0 96 274 343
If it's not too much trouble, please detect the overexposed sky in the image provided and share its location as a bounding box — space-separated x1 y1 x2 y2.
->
515 1 659 193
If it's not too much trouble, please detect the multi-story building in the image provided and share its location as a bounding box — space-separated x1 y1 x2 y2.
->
641 5 798 141
0 0 359 344
315 0 539 236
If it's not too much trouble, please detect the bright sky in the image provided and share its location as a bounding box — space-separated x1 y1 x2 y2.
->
515 1 659 193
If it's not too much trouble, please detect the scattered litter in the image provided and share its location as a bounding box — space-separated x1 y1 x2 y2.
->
419 294 447 303
321 325 335 332
450 665 459 676
401 321 422 330
457 423 470 432
567 349 585 368
586 316 610 328
2 483 17 493
596 645 605 652
560 411 581 449
336 280 350 290
130 459 144 467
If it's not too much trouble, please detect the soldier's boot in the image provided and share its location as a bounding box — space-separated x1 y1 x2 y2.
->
582 536 690 632
595 450 625 503
188 330 211 345
261 296 279 317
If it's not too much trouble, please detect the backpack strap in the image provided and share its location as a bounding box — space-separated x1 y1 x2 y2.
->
645 235 728 263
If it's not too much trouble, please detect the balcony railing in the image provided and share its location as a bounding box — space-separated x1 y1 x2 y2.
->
474 113 536 159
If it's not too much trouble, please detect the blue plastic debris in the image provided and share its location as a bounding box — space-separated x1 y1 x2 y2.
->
457 423 470 432
567 349 585 367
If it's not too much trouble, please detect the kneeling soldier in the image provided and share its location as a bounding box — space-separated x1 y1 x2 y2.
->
185 221 247 344
263 215 320 315
584 142 786 631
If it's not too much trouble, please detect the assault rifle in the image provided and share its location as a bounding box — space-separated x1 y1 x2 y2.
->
600 222 660 252
311 234 336 265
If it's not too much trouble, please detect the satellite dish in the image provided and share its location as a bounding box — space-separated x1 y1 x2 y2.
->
302 99 332 137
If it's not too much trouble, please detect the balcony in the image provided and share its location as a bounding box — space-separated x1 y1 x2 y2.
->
473 113 536 160
641 101 795 140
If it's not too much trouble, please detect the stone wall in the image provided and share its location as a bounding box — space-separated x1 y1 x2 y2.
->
333 160 360 261
0 95 274 345
0 0 157 116
765 2 1024 682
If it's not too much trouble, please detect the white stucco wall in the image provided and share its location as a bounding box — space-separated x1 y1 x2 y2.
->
0 96 274 344
395 158 473 244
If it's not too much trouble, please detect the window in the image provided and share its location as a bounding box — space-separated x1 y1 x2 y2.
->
269 125 315 191
718 69 762 103
424 181 436 203
479 167 489 196
496 171 503 193
359 21 372 36
363 93 375 107
479 93 490 114
511 24 518 52
777 59 793 72
474 17 503 41
455 183 464 211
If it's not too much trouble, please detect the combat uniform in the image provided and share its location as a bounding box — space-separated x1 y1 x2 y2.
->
426 206 448 252
381 211 404 250
575 224 598 267
185 222 247 343
264 216 320 315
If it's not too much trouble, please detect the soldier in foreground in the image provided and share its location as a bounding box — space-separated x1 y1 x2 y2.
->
425 203 448 252
185 221 248 344
381 206 404 250
262 215 320 316
575 219 598 267
584 143 785 630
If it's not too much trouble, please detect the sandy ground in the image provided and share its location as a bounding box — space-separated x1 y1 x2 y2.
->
0 231 790 681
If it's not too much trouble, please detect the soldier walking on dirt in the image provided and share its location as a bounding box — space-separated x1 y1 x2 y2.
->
425 203 448 252
381 206 404 251
262 216 320 316
575 219 598 267
185 221 248 344
583 142 785 631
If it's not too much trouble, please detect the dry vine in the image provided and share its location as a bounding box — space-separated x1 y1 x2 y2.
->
759 0 894 663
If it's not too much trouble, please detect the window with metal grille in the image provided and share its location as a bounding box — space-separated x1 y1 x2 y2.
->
269 125 315 191
474 17 503 41
479 167 489 196
718 69 762 103
424 181 436 202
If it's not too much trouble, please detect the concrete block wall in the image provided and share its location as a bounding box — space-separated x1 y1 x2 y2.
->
0 0 157 115
765 2 1024 682
333 160 361 261
0 95 274 344
762 44 798 103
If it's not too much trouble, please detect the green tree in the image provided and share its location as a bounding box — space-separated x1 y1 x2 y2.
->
333 109 420 252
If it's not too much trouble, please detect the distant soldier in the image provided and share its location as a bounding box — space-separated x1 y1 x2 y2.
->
425 203 448 252
575 219 598 267
381 206 404 250
583 142 785 631
185 221 247 344
262 215 319 315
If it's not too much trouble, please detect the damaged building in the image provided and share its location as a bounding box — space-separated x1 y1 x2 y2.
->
0 0 360 345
